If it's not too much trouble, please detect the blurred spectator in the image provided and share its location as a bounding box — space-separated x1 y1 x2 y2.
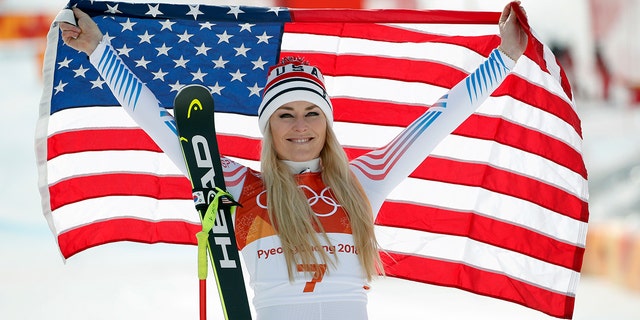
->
595 45 612 101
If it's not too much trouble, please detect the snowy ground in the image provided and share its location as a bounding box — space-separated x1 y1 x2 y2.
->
2 1 640 319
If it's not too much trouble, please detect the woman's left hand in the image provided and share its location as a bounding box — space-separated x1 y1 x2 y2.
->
498 1 528 61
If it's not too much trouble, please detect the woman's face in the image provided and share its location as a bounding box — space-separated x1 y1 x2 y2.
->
269 100 327 162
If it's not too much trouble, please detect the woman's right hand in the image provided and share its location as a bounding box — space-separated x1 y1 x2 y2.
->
59 8 103 56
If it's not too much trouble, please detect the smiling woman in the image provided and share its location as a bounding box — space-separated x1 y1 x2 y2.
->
257 58 332 163
268 100 328 162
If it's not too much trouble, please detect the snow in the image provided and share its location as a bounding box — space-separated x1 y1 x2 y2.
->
1 0 640 319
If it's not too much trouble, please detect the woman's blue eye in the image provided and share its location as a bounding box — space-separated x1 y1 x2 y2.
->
279 113 293 118
306 111 319 117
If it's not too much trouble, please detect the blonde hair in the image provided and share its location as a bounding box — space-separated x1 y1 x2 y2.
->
261 124 383 281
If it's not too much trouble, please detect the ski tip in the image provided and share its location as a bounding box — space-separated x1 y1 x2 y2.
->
181 84 210 91
174 84 212 101
173 84 215 115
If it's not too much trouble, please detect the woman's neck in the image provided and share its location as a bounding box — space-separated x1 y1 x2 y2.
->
281 158 321 174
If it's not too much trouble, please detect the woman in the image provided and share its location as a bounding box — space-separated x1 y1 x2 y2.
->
60 2 527 319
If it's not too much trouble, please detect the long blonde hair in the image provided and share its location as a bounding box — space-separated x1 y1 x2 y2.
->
260 123 383 281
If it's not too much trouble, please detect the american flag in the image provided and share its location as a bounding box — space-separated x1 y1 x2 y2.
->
37 1 588 318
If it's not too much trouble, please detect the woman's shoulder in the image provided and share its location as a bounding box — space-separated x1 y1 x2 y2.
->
239 167 265 195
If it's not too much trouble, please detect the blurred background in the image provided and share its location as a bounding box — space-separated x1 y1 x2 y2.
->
1 0 639 319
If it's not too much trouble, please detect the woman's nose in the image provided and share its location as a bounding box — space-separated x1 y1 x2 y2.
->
293 117 308 131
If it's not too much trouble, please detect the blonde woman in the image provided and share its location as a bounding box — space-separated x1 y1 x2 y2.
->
60 2 527 319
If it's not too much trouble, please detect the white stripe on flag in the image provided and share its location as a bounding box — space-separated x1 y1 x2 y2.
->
47 150 183 184
325 75 448 106
52 196 198 233
430 135 587 199
476 96 583 152
47 106 138 134
387 178 588 246
281 32 487 73
513 57 573 103
386 23 498 36
376 225 581 295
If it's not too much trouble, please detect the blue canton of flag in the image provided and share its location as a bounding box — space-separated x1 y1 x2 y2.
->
51 1 287 115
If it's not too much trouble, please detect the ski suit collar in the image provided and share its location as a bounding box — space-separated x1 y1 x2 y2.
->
282 158 321 174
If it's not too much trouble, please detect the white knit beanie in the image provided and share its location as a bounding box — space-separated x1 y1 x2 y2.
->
258 58 333 135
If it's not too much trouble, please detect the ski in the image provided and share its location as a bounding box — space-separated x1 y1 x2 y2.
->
174 84 252 320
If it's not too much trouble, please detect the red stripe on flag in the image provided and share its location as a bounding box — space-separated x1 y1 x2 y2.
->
380 252 575 319
49 173 191 211
332 98 429 126
218 135 262 160
283 22 500 56
377 202 585 271
495 77 582 137
289 8 501 24
282 52 469 88
48 129 161 160
48 130 263 163
456 115 587 179
414 157 588 221
58 218 199 259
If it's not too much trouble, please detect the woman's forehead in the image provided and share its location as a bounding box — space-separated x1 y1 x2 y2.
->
276 101 319 110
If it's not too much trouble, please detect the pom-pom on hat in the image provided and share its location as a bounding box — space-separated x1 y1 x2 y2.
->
258 57 333 135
